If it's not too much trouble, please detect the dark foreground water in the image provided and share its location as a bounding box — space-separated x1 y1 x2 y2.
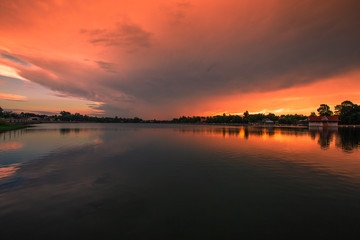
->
1 123 360 239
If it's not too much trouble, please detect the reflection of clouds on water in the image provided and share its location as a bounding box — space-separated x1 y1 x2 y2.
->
0 124 144 180
0 125 105 179
0 163 20 179
93 138 103 145
0 142 23 151
0 123 359 183
1 124 360 238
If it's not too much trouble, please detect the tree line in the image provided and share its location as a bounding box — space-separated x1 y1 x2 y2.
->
1 100 360 125
172 100 360 125
0 108 142 123
56 111 143 123
171 113 308 124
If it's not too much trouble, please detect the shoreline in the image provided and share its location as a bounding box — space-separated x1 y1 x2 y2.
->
2 121 360 129
0 124 30 132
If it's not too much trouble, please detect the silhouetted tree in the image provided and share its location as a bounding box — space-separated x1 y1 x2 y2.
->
317 104 333 116
334 100 360 124
266 113 279 121
279 114 307 124
59 111 72 121
244 111 249 118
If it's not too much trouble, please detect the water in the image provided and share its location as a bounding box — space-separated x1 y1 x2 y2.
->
0 123 360 239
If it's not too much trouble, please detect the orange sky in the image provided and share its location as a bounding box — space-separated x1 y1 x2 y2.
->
0 0 359 119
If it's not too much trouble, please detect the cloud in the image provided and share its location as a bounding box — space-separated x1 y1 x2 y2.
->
95 61 118 73
16 57 134 103
0 65 28 81
0 93 28 101
0 0 359 118
164 0 192 25
0 53 31 67
81 22 152 51
24 84 41 90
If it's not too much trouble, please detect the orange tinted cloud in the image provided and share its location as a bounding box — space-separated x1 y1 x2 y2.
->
0 93 27 101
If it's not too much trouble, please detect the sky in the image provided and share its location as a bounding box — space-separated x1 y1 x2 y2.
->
0 0 360 119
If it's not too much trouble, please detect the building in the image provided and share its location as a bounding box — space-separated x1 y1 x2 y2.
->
308 116 339 127
262 118 274 124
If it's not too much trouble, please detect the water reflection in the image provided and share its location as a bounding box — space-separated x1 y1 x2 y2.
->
0 142 23 151
176 126 360 152
0 125 104 179
0 163 19 179
309 127 337 150
59 128 81 135
337 128 360 153
0 124 360 239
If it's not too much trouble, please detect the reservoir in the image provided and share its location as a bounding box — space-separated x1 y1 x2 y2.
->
1 123 360 239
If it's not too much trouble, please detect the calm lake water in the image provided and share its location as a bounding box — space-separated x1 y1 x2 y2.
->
1 123 360 239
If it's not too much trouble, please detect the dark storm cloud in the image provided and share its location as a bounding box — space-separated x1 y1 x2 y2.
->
106 0 360 103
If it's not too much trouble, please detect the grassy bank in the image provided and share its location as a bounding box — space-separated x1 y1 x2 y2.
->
0 119 29 132
0 124 29 132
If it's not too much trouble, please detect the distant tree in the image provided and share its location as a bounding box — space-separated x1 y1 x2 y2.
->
0 106 3 117
133 117 142 123
60 111 71 116
59 111 72 121
244 111 249 118
266 113 279 121
279 114 308 124
310 112 317 116
334 100 360 124
317 104 333 116
335 101 355 116
72 113 83 121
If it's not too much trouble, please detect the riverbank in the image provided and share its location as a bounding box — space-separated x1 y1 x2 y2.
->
339 125 360 128
0 124 30 132
3 121 360 129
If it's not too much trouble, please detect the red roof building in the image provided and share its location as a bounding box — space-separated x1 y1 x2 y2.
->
308 116 339 122
308 116 339 127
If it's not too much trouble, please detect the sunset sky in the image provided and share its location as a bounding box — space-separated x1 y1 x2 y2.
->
1 0 359 119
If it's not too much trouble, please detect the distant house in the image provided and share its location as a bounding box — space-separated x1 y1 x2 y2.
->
262 118 274 124
28 117 39 121
297 119 308 126
308 116 339 127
